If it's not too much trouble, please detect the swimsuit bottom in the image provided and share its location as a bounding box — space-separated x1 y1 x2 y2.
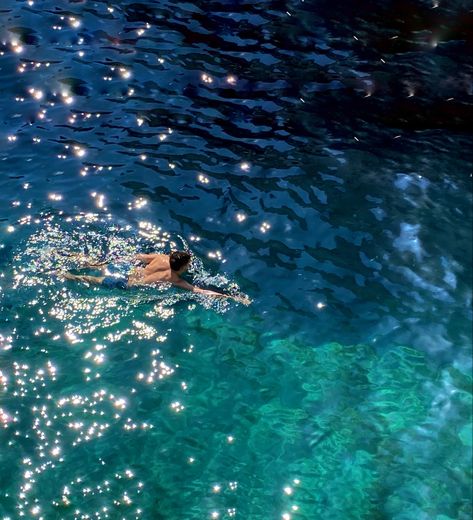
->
101 262 132 290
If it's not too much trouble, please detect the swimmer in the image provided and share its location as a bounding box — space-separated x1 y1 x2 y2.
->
61 251 251 305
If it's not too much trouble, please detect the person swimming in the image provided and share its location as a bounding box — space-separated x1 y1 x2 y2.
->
62 250 250 304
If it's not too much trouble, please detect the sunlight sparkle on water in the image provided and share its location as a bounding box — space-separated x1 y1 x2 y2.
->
2 212 249 517
260 222 271 233
170 401 184 413
11 41 24 54
119 67 132 79
28 88 43 100
201 73 213 84
208 250 223 261
91 193 106 209
73 146 86 157
68 17 81 28
128 198 148 210
61 91 74 105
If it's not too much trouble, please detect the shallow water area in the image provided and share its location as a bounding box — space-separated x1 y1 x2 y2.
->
0 0 472 519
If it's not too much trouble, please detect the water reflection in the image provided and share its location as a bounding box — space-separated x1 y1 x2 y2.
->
2 211 251 518
0 0 471 517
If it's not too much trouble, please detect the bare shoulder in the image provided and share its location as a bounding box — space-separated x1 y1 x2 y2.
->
171 276 195 291
148 254 170 267
170 272 183 283
141 254 170 276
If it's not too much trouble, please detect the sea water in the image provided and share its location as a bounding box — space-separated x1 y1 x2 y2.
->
0 1 472 519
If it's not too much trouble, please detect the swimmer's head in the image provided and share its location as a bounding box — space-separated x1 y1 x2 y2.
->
170 250 192 273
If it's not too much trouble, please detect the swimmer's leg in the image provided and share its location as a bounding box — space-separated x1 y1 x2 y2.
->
61 252 109 270
63 272 105 285
83 261 108 269
82 262 108 275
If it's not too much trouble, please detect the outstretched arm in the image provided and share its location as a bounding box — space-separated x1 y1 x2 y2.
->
172 278 228 298
172 278 251 305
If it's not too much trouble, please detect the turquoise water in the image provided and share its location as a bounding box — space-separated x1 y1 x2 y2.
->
1 1 472 519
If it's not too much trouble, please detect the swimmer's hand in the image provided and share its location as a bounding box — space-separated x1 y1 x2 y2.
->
231 294 252 306
197 288 251 305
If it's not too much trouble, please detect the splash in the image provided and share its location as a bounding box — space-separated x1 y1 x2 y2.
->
9 212 247 323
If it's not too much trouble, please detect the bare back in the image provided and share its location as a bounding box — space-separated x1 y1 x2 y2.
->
129 254 181 286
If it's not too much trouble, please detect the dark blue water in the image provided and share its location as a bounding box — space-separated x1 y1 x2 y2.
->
0 1 472 519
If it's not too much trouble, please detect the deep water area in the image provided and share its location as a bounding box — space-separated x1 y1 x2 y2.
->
0 1 472 519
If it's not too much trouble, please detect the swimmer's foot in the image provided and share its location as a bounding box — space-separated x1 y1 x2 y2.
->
53 271 76 280
62 272 104 285
62 272 79 280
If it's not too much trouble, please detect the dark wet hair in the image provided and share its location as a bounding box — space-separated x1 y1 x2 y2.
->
170 250 191 271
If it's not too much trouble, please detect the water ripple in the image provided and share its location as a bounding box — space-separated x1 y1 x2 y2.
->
0 0 471 518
